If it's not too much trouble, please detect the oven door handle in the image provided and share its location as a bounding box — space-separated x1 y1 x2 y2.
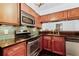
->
28 38 39 44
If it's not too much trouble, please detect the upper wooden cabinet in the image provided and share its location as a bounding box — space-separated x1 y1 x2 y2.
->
0 4 20 25
52 11 67 21
35 16 42 28
68 7 79 19
40 16 46 22
40 11 67 22
40 7 79 22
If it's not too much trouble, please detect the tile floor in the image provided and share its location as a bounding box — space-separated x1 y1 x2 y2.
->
38 50 62 56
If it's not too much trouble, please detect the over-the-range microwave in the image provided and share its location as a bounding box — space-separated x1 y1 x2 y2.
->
21 10 35 26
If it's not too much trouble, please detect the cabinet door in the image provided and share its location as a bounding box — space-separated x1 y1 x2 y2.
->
53 37 65 55
39 36 43 51
35 16 41 28
47 38 52 51
54 11 67 21
3 42 26 56
43 36 52 51
40 11 67 22
68 7 79 19
0 4 20 25
52 37 54 52
40 16 47 22
43 37 48 50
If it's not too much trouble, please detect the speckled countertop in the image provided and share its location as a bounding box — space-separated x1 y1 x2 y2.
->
41 34 66 37
66 36 79 43
41 34 79 43
1 33 79 48
0 35 40 48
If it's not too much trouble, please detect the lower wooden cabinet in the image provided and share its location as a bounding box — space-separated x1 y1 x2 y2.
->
41 35 65 55
52 36 65 55
43 35 52 52
51 38 54 52
47 39 52 51
3 42 27 56
43 37 48 50
39 36 43 51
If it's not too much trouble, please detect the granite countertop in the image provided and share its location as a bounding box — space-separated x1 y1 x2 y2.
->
65 36 79 43
0 35 40 48
1 33 79 48
41 33 79 43
41 34 66 37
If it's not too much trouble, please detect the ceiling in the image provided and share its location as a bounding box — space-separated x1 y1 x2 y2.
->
26 3 79 16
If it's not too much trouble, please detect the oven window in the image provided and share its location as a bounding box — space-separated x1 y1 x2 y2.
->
30 40 39 54
22 16 34 24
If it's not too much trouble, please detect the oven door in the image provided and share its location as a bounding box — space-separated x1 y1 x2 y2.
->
27 38 40 56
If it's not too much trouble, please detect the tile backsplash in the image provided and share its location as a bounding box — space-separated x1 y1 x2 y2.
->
0 25 16 39
0 25 15 47
0 25 15 35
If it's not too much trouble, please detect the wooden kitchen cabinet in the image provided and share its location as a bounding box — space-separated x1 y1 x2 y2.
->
40 11 67 22
40 16 48 22
68 7 79 19
40 7 79 22
41 34 65 55
40 15 52 22
43 37 48 50
47 38 52 51
43 35 52 51
39 36 43 51
3 42 27 56
35 16 42 28
53 11 67 21
0 4 20 25
51 37 54 52
53 36 65 55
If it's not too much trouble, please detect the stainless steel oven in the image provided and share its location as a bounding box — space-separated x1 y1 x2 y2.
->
21 11 35 26
27 37 40 56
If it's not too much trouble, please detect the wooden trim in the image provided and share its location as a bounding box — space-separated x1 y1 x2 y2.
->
41 19 79 23
40 19 67 23
19 3 21 26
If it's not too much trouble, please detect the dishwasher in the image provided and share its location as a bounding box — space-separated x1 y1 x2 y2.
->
66 37 79 56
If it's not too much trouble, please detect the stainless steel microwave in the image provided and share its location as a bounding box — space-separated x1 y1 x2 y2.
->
21 11 35 26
